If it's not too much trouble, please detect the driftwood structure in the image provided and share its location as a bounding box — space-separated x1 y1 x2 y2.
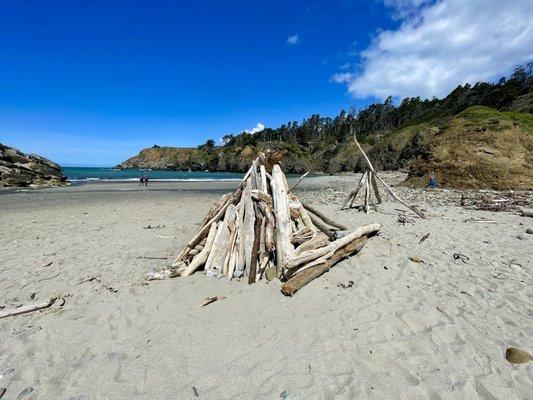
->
150 150 380 295
342 131 426 219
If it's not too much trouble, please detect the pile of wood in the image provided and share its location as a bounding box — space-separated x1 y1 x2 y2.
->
152 150 380 295
460 190 533 213
342 132 426 219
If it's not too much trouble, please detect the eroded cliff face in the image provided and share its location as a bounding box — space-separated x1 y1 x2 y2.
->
0 143 67 187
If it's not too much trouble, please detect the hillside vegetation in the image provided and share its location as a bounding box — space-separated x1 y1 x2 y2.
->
117 65 533 189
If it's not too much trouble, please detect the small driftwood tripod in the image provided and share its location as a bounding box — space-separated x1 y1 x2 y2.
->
341 129 426 219
341 168 382 212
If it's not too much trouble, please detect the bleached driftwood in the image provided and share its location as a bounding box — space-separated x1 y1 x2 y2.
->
282 236 368 296
271 164 294 276
205 205 235 274
287 223 380 270
0 297 58 319
302 202 348 230
352 132 426 218
181 222 218 277
172 194 234 266
163 149 381 295
290 171 309 191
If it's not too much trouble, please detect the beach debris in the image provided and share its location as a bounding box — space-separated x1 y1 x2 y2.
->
0 387 5 399
397 214 412 224
155 235 175 239
136 256 169 260
408 256 422 263
338 280 355 289
526 228 533 234
151 150 380 295
41 261 53 267
342 131 426 219
143 224 166 229
192 386 199 397
280 390 290 400
505 347 533 364
76 275 101 285
145 269 172 280
419 233 430 244
201 296 226 307
460 192 532 213
463 217 499 224
14 387 33 400
36 272 60 282
453 253 469 263
0 297 58 319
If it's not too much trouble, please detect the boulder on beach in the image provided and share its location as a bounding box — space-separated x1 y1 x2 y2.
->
0 143 68 187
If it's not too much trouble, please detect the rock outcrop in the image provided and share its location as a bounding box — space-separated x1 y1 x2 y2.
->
0 143 67 187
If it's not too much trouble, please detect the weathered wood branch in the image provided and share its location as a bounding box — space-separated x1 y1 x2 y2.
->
287 223 380 270
0 297 58 319
282 236 368 296
302 202 348 230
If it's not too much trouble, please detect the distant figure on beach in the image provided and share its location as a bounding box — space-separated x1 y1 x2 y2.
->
427 171 438 189
144 175 149 186
138 175 144 187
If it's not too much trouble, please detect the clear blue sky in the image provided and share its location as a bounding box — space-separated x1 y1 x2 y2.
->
0 0 395 166
3 0 529 166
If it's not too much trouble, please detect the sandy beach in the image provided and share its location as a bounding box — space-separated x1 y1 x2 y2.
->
0 174 532 399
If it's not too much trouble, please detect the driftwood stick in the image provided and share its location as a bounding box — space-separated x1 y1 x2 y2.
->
0 297 58 319
293 232 330 256
341 172 366 209
242 178 256 276
281 236 368 296
309 213 336 241
248 216 263 284
352 132 426 219
370 170 382 204
251 189 273 205
172 194 233 266
364 175 370 213
260 165 268 193
271 164 294 276
181 222 218 277
290 171 309 191
302 202 348 230
205 204 235 273
287 223 380 269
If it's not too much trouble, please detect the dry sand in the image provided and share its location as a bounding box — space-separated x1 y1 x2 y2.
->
0 175 532 399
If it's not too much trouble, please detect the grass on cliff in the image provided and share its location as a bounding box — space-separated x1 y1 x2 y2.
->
459 106 533 134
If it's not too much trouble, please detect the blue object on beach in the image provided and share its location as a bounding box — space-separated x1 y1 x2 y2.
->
429 175 438 188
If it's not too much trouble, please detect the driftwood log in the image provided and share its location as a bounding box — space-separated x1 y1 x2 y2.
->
282 236 368 296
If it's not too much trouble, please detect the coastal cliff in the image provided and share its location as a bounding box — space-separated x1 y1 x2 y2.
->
0 143 67 187
116 106 533 189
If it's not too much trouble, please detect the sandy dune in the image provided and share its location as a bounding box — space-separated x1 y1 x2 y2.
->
0 176 532 399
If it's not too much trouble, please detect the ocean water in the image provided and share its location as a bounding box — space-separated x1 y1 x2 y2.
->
63 167 243 183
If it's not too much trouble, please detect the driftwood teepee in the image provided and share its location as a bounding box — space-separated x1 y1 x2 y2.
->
151 150 381 295
342 131 426 219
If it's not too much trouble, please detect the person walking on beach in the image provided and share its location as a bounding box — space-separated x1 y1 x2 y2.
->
138 174 144 187
144 175 149 186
